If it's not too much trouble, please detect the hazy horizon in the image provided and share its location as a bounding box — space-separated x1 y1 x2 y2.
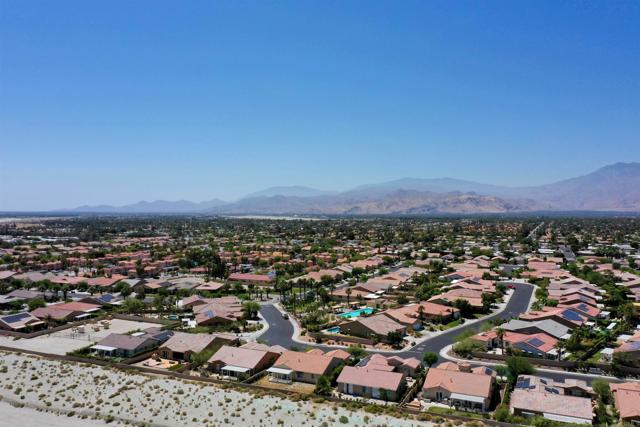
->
2 1 639 210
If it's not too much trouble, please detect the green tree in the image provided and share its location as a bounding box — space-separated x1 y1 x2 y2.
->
386 330 404 347
493 405 510 422
27 298 46 311
314 375 332 396
591 379 611 404
242 301 261 320
505 356 534 385
452 299 473 317
190 347 217 369
120 297 145 314
422 352 438 368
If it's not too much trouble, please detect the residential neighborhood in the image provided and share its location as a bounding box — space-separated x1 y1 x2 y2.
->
1 215 639 426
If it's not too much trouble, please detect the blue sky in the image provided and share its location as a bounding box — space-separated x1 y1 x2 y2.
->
1 1 639 210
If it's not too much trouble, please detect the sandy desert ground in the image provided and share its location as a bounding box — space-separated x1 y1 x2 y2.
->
0 351 435 427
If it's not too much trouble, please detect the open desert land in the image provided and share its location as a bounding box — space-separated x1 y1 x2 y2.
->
0 399 127 427
0 351 435 427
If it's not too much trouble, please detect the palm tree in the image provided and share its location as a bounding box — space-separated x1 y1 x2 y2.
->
555 340 565 361
495 327 506 354
346 287 352 307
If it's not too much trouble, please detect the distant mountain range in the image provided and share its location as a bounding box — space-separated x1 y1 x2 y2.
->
57 163 640 215
65 199 227 214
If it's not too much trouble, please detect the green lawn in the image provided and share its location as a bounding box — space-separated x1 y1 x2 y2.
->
442 319 463 330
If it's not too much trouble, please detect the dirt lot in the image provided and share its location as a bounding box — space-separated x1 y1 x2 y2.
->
0 350 436 427
0 318 160 355
254 375 316 394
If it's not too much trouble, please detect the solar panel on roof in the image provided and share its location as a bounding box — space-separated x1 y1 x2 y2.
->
561 310 583 321
515 378 530 389
527 337 545 347
544 387 560 394
2 312 32 324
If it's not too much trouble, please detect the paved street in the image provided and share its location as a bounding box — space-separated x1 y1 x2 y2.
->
257 283 628 384
259 281 534 358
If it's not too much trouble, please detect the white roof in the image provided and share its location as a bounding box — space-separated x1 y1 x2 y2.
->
91 345 117 352
267 367 293 375
221 365 250 373
543 413 591 425
450 392 485 403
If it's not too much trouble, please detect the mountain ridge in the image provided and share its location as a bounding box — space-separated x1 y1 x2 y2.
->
57 162 640 214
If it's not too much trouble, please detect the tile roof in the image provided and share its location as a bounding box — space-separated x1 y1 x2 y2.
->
208 346 270 370
423 363 494 398
337 366 405 391
510 389 593 421
610 382 640 420
273 350 336 376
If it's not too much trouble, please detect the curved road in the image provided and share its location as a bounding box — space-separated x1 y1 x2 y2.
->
258 283 627 384
259 282 534 359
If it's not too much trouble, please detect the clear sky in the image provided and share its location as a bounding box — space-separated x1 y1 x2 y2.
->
1 1 639 210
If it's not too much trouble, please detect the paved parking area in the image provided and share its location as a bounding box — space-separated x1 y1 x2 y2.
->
0 318 160 355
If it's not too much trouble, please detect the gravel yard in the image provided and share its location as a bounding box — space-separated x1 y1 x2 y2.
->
0 319 160 355
0 351 434 427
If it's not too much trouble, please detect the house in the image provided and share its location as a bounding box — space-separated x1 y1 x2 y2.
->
514 375 593 398
519 307 588 329
190 297 244 326
195 281 226 292
158 332 238 361
31 301 102 323
77 293 124 307
610 382 640 425
422 362 495 412
0 289 45 307
208 344 281 378
363 353 421 378
614 331 640 363
382 302 459 329
340 314 406 343
510 376 593 425
86 275 127 289
0 312 46 332
268 350 343 384
227 273 274 286
428 288 485 309
91 328 171 358
0 270 17 282
471 330 558 358
332 287 381 303
501 319 572 340
557 302 601 319
337 366 406 401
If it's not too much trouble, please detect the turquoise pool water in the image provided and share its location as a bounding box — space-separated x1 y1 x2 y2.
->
326 326 341 334
339 308 374 319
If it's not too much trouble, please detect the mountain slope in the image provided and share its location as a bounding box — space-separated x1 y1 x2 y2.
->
207 190 541 215
515 163 640 211
242 186 336 199
53 162 640 214
64 199 227 213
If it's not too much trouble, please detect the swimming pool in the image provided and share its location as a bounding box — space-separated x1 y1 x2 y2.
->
339 308 374 319
325 326 341 334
